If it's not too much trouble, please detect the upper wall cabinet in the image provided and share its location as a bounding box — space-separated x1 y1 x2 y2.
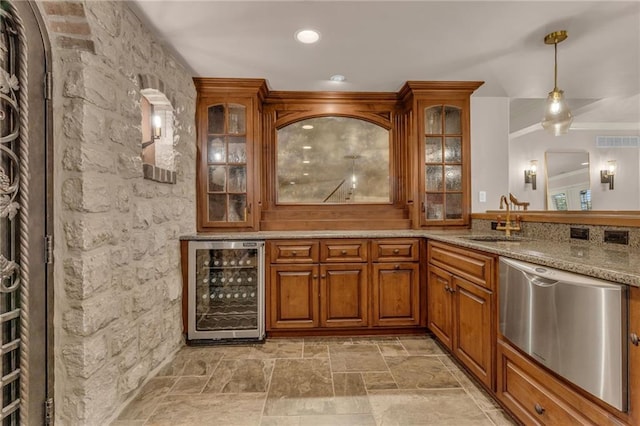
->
194 79 482 232
194 79 267 231
399 82 483 228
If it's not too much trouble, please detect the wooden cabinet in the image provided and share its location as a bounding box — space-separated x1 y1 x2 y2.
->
372 262 420 326
627 286 640 425
266 238 423 333
320 263 368 328
427 241 496 389
194 78 267 231
371 239 421 327
497 339 614 426
400 82 482 228
269 263 319 329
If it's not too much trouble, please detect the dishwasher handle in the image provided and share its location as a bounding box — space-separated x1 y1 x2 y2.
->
523 271 559 287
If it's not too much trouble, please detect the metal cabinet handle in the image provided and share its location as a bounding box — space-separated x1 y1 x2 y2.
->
444 285 450 292
321 274 326 279
313 275 318 279
534 404 545 415
631 333 639 346
291 251 297 256
341 250 347 255
393 249 400 254
449 287 456 293
394 264 400 270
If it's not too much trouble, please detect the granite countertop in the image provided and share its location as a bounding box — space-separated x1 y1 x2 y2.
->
181 230 640 287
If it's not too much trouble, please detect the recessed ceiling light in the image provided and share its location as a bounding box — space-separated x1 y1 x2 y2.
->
295 29 320 44
330 74 346 82
303 160 310 164
302 124 314 130
303 146 312 150
303 173 309 176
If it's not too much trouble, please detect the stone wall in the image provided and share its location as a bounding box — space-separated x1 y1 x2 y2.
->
40 1 197 424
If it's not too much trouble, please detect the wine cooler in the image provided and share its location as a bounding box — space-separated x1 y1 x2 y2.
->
187 240 265 342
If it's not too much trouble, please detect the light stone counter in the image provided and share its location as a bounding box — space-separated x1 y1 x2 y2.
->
181 229 640 287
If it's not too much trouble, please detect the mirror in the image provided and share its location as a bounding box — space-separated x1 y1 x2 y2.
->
545 151 591 211
276 117 390 204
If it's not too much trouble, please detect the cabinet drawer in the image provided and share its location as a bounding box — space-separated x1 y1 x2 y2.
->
371 239 419 262
427 241 494 289
320 240 368 263
497 340 614 426
268 240 319 263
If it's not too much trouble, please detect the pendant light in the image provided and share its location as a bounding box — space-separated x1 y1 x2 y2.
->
541 30 572 136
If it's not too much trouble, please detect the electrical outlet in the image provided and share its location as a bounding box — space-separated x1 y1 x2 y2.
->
570 227 589 240
604 230 629 245
491 221 498 230
479 191 487 203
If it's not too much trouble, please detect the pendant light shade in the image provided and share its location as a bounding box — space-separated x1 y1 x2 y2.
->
541 31 572 136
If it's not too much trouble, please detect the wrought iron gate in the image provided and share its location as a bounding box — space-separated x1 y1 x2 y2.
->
0 1 52 424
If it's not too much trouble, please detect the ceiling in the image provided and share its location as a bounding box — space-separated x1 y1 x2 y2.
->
130 1 640 131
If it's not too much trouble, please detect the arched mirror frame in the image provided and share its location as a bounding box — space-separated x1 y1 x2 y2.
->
260 92 412 231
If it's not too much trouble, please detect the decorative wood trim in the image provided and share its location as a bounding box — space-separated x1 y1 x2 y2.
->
472 211 640 227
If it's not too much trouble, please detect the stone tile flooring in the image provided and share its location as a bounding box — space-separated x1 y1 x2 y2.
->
113 335 516 426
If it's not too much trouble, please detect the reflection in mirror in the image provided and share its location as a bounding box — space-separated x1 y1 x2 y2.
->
545 151 591 211
277 117 390 203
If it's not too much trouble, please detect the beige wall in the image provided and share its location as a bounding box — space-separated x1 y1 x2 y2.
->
470 97 510 212
39 1 196 424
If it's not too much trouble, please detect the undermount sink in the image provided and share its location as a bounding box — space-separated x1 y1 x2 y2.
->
462 235 527 242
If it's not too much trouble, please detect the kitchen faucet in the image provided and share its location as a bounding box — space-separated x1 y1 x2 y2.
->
496 194 521 237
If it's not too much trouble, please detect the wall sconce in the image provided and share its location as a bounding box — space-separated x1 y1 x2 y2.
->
152 114 162 140
524 160 538 190
600 160 616 190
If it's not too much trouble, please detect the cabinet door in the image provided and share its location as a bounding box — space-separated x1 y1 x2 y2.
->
320 264 368 328
427 265 453 349
453 275 493 388
268 264 319 329
630 286 640 425
419 100 469 227
198 97 256 229
372 262 420 326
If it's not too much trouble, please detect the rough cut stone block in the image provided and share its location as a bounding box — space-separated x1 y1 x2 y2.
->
118 358 150 396
86 0 122 37
63 292 120 336
138 312 162 355
63 248 113 300
62 175 112 213
117 341 140 373
43 1 86 17
109 320 138 356
132 202 152 230
62 333 108 379
63 217 115 251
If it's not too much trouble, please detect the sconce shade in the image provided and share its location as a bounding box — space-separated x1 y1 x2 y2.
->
542 89 572 136
600 160 616 190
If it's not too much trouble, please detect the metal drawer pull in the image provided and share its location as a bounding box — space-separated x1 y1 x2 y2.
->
534 404 545 415
341 250 347 255
631 333 639 346
393 249 400 254
291 251 297 256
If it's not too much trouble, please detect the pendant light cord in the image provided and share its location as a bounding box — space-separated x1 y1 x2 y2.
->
553 40 558 91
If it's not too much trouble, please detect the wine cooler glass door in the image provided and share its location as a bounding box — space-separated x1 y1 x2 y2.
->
188 241 265 340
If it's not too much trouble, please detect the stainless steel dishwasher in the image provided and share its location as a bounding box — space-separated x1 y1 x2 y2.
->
499 257 628 411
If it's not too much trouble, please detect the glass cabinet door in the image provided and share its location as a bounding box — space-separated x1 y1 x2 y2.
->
421 102 467 225
202 100 252 227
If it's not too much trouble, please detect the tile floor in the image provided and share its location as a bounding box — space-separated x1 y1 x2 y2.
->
113 335 516 426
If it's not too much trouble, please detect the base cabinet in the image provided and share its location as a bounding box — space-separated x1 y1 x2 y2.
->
372 262 420 326
266 238 422 333
427 241 495 389
497 339 617 426
269 264 319 329
321 263 368 327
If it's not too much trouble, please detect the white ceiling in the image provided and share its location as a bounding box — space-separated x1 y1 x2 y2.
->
130 1 640 129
